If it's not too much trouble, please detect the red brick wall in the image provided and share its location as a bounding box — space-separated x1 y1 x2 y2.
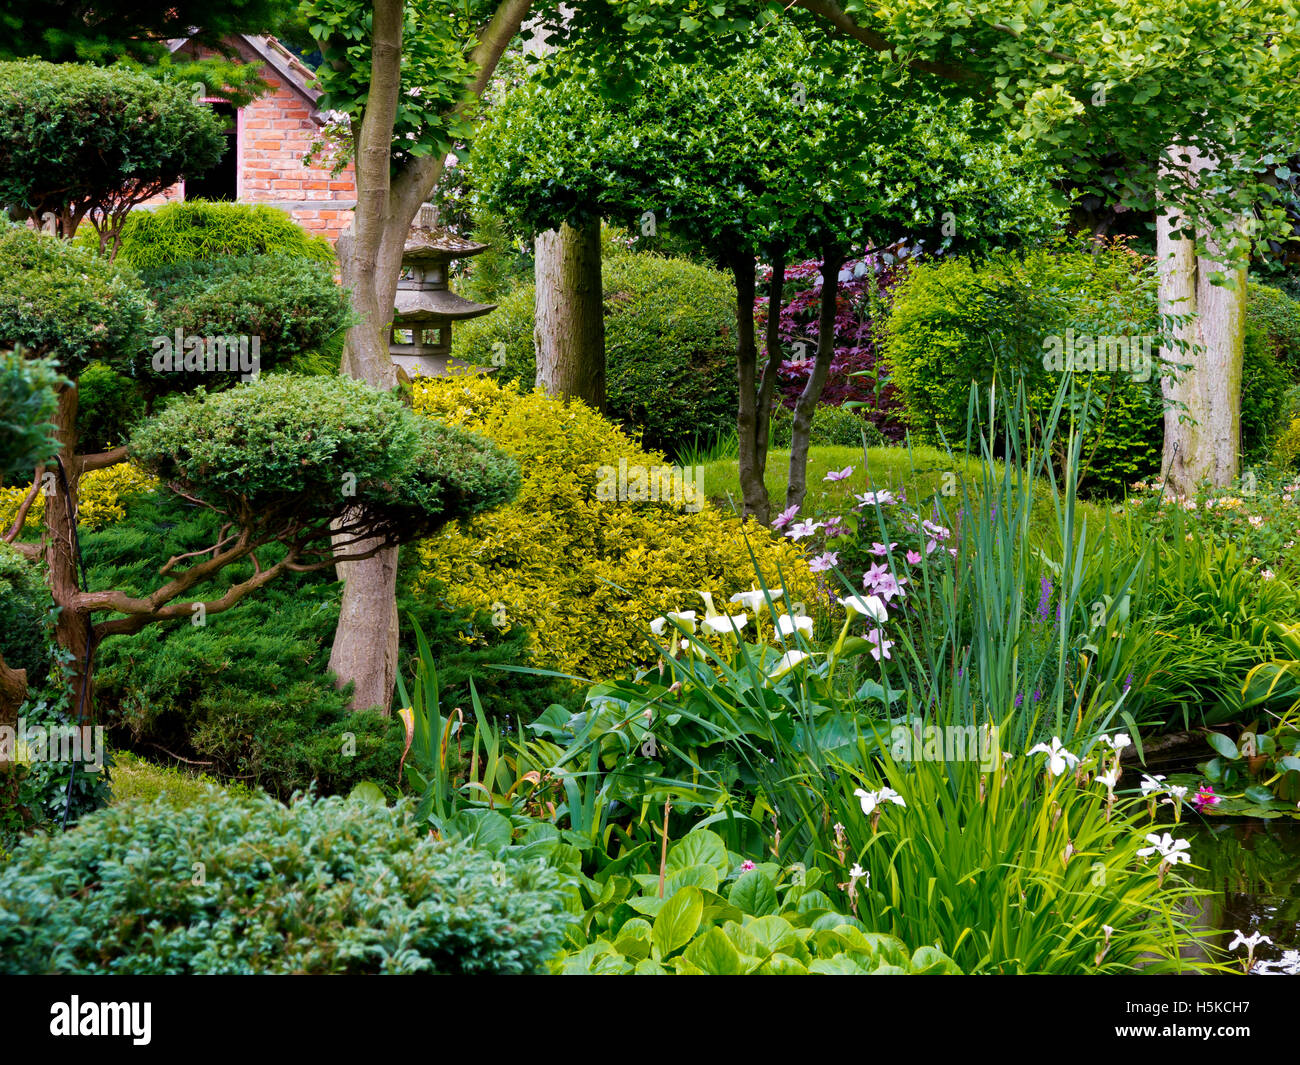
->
141 37 355 249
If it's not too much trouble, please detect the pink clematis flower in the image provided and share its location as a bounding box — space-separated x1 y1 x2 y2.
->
771 505 800 531
906 550 922 565
824 466 854 482
808 551 839 573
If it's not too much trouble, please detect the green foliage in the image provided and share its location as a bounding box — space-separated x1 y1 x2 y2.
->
883 241 1164 495
0 1 297 66
473 23 1064 263
1243 281 1297 461
302 0 481 167
109 751 257 806
0 790 572 974
86 493 569 796
0 61 224 248
1248 280 1300 378
453 251 738 457
104 200 336 272
0 351 64 482
140 254 353 388
409 374 816 681
557 830 961 974
0 541 50 682
73 362 146 455
130 374 520 533
767 402 884 450
0 225 153 379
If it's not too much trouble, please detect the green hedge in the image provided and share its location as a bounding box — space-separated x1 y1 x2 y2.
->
885 249 1300 493
139 253 352 388
0 791 572 974
883 243 1164 495
767 402 885 450
96 200 336 271
453 251 737 459
0 225 153 379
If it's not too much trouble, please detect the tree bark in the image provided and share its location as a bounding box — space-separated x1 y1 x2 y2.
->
0 652 25 773
786 248 844 514
45 383 96 722
534 218 606 410
1157 146 1245 493
327 0 533 713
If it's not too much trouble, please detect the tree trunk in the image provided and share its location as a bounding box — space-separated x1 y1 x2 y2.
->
786 249 844 514
45 383 96 722
326 0 534 713
1158 146 1245 493
0 652 25 772
534 218 605 410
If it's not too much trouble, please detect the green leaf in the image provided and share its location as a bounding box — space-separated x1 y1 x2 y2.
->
682 926 744 974
347 781 386 804
727 870 779 916
651 886 704 959
667 830 730 877
1206 732 1239 760
1244 784 1276 804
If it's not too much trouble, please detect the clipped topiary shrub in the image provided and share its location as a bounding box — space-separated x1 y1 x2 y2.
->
0 225 153 377
0 790 573 974
85 492 572 793
139 253 353 390
410 375 815 681
452 251 738 458
882 241 1164 495
97 200 336 270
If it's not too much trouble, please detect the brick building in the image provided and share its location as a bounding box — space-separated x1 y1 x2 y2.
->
149 34 356 247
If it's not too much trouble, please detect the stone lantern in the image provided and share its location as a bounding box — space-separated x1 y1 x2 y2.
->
389 204 497 377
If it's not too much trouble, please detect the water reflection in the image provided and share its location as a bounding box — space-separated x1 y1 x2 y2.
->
1188 819 1300 975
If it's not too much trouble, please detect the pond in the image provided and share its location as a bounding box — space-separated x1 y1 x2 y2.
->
1188 818 1300 975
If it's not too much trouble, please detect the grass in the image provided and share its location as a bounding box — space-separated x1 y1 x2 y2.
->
110 750 255 806
702 443 1108 540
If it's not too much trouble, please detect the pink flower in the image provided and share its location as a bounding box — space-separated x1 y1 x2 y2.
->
1192 785 1221 811
809 551 839 573
906 550 922 565
787 520 824 541
740 860 756 871
771 505 800 531
863 562 890 587
869 541 898 556
866 628 894 661
854 490 896 507
824 466 854 482
872 574 907 602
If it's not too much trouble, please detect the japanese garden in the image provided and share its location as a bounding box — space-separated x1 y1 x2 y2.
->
3 0 1300 993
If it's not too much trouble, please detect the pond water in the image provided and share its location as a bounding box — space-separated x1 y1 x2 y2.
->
1187 818 1300 975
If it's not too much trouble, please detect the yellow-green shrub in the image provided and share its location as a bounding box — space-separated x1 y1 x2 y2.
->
0 462 158 534
410 375 815 680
